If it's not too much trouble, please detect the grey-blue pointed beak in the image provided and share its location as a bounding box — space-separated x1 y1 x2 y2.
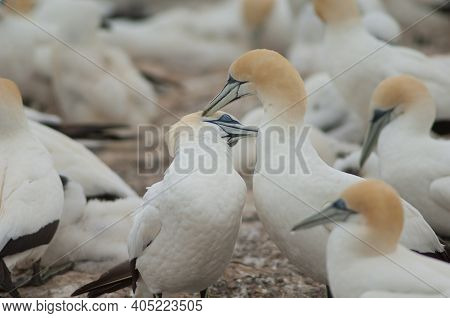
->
360 108 393 168
291 199 354 231
202 76 251 117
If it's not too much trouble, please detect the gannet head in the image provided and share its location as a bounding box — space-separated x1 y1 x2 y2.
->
242 0 276 30
292 179 404 252
360 75 434 167
203 49 306 122
0 77 27 128
166 112 258 157
1 0 36 15
314 0 361 24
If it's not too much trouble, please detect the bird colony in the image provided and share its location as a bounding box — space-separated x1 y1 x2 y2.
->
0 0 450 298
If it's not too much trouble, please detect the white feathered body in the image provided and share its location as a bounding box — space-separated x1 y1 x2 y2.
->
51 42 158 125
323 23 450 125
29 121 136 198
130 144 246 295
328 223 450 297
377 124 450 236
253 122 443 283
0 128 64 270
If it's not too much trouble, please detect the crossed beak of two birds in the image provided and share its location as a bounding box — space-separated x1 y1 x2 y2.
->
203 73 394 233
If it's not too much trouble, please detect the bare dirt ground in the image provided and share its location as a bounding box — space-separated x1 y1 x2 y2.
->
2 6 450 298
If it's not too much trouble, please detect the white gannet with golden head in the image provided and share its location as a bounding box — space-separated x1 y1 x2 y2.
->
40 0 158 125
101 0 293 74
315 0 450 136
0 78 64 297
288 0 400 76
72 112 257 297
203 49 445 284
360 75 450 236
293 180 450 297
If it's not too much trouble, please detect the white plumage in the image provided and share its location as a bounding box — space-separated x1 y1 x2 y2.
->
317 0 450 135
36 0 159 125
293 180 450 297
29 121 136 199
203 50 444 283
360 75 450 236
100 0 294 74
0 78 64 295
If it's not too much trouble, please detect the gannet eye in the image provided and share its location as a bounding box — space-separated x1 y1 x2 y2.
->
332 199 347 210
219 114 239 124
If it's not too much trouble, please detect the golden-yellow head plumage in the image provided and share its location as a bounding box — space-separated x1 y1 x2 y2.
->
166 111 232 157
314 0 360 24
0 77 23 109
242 0 276 29
2 0 36 14
230 49 307 118
372 75 432 110
341 179 404 250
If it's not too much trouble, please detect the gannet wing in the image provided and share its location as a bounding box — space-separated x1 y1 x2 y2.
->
429 177 450 213
399 200 444 254
394 47 450 86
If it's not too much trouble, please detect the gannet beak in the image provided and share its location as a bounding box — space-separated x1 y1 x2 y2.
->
291 199 355 231
203 115 258 147
360 108 393 168
202 76 252 116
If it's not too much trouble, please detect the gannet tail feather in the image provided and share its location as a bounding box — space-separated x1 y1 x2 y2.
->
71 261 132 297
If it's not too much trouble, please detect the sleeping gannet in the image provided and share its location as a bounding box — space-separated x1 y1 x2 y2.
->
101 0 293 74
293 180 450 298
315 0 450 135
0 78 64 297
288 0 400 76
39 0 158 125
41 176 142 272
72 112 257 297
360 75 450 237
29 121 137 200
203 49 445 283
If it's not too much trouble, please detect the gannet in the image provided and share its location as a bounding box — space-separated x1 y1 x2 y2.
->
72 112 257 297
304 72 365 143
42 176 142 273
40 0 158 125
0 0 54 109
203 49 445 283
287 0 400 76
100 0 293 74
0 78 64 297
360 75 450 236
316 0 450 134
29 121 137 200
293 180 450 298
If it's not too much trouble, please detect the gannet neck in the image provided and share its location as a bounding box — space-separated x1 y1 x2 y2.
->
341 180 404 253
242 0 276 30
314 0 361 25
0 78 29 134
230 49 307 125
